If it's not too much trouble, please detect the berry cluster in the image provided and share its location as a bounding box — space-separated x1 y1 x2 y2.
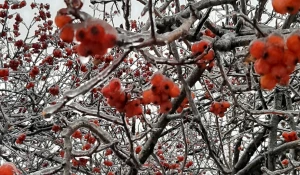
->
62 130 97 153
11 1 26 9
101 78 142 117
16 133 26 144
9 60 20 71
74 20 117 57
272 0 300 15
54 8 72 29
191 40 215 70
185 161 193 168
84 133 96 144
209 101 230 117
250 33 299 90
104 160 113 166
124 99 143 118
160 161 180 170
29 66 40 79
282 131 298 142
51 124 60 133
26 82 35 89
72 158 88 167
92 167 100 173
82 143 91 150
55 8 118 58
0 163 19 175
191 40 210 55
105 149 113 156
0 68 9 80
72 130 82 139
142 73 180 113
177 155 184 162
101 78 127 110
196 49 215 71
49 86 59 96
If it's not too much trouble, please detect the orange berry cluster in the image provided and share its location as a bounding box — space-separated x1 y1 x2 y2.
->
101 78 142 118
191 40 210 55
54 8 117 57
249 33 299 90
196 50 215 71
191 40 215 70
272 0 300 15
0 163 19 175
54 8 72 29
124 99 143 118
74 20 117 57
142 73 180 113
282 131 298 142
102 78 127 110
209 101 230 117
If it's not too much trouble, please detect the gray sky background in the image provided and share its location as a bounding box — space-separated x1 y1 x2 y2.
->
0 0 145 35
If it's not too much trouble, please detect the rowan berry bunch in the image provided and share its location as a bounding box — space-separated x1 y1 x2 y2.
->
272 0 300 15
0 163 20 175
0 68 9 81
101 78 127 110
51 124 61 133
72 158 88 167
101 78 143 117
29 66 40 79
9 60 20 71
282 131 298 142
142 73 180 113
49 86 59 96
54 6 118 58
191 40 210 55
191 40 215 70
26 82 35 89
104 160 113 166
209 101 231 117
249 32 299 90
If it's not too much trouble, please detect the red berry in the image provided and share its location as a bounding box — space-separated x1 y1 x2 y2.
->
103 160 113 166
135 146 142 154
281 159 289 166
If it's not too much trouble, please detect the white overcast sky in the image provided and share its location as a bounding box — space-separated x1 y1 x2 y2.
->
0 0 145 31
